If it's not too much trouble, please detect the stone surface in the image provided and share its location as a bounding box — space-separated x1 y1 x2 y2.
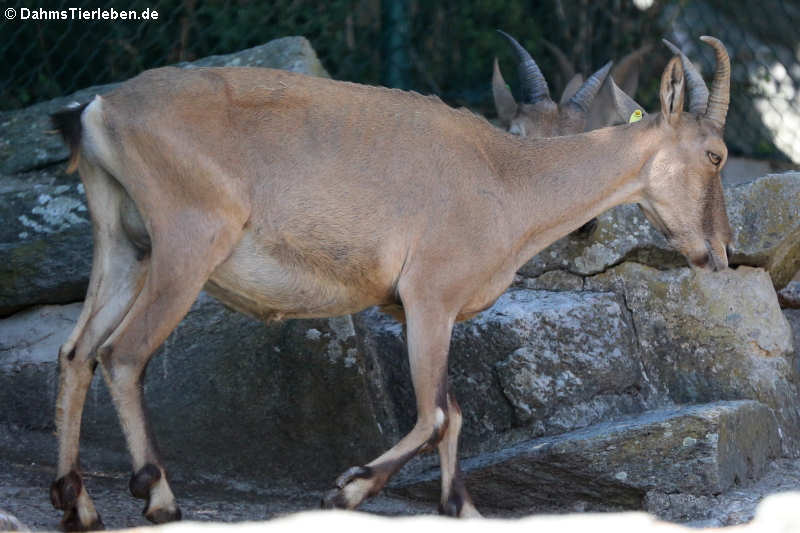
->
518 203 681 279
394 401 781 513
0 169 91 316
0 37 328 176
184 36 330 78
779 281 800 308
0 293 389 488
726 173 800 289
358 288 651 453
786 308 800 376
587 264 800 456
0 36 330 315
3 422 800 530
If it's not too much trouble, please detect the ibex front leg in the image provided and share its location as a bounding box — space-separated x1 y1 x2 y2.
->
437 393 480 517
322 296 463 511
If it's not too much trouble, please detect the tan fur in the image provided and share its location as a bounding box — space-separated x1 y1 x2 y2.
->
53 41 732 527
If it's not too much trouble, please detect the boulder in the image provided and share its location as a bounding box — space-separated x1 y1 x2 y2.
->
586 264 800 455
357 288 651 453
0 169 91 316
785 308 800 375
0 36 329 176
393 401 781 517
779 280 800 309
726 173 800 289
184 36 330 77
517 204 680 279
0 293 389 488
0 36 330 315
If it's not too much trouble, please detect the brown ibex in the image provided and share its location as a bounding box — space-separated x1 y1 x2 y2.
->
49 36 731 529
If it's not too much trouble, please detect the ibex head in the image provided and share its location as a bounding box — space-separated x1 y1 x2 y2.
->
493 31 641 137
638 37 732 271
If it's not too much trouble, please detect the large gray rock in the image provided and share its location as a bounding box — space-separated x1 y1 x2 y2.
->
0 293 389 488
0 170 91 316
394 401 781 516
726 173 800 289
586 264 800 456
778 280 800 309
518 204 679 279
786 308 800 374
184 36 330 77
0 36 329 176
0 36 329 316
357 289 652 453
519 173 800 291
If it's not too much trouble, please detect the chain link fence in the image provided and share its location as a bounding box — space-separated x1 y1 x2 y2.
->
2 0 798 164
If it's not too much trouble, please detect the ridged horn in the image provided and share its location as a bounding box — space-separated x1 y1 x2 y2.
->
700 36 730 128
568 61 613 112
662 39 708 115
497 30 551 104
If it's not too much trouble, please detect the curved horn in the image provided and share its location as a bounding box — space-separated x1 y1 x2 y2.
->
662 39 708 115
497 30 551 104
568 61 613 112
700 36 730 128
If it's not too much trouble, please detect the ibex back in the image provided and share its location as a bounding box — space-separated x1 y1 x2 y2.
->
50 37 732 529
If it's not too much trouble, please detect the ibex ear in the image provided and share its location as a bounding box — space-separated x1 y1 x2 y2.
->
611 43 652 98
659 56 685 125
585 73 645 130
559 73 584 105
492 58 517 128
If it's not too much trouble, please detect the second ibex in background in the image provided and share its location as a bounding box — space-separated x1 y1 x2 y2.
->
50 36 731 529
492 31 648 137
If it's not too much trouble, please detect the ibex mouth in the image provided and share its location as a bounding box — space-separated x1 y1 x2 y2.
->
691 239 728 272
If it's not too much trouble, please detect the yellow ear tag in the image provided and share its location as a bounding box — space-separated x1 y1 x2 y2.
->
629 109 643 123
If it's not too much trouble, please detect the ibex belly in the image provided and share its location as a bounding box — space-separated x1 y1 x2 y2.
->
206 229 398 322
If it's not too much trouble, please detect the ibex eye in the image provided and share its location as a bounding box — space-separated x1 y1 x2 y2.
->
707 151 721 166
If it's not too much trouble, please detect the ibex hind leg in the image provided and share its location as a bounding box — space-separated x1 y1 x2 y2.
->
53 161 149 532
94 211 244 525
323 291 458 511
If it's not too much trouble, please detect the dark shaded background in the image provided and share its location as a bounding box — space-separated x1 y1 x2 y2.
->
2 0 799 161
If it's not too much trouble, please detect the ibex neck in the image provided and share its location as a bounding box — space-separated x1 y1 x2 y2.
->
486 121 657 268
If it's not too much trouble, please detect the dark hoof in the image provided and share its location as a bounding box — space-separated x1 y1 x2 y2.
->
334 465 372 489
61 508 104 532
51 472 83 510
438 496 463 517
130 464 161 500
320 488 348 510
144 506 182 525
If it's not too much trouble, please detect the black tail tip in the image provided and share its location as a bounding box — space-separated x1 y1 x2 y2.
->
51 101 89 173
51 102 89 145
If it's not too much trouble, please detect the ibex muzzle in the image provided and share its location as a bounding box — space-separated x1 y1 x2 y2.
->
49 35 731 529
640 37 733 272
